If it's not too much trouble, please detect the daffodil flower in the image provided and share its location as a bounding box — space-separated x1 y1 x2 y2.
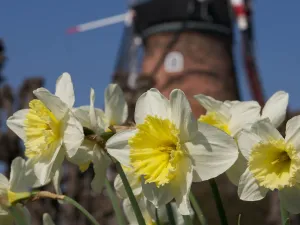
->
115 166 186 225
7 73 84 185
68 88 110 193
123 196 185 225
194 91 289 185
237 118 300 214
107 88 238 215
0 157 37 225
43 213 55 225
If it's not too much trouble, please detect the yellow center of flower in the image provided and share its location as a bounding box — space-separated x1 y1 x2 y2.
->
24 100 61 159
249 139 300 190
199 112 231 135
129 115 184 187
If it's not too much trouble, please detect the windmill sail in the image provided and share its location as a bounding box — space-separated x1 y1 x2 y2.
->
67 12 129 34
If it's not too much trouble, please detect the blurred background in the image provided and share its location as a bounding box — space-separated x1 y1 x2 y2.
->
1 0 300 224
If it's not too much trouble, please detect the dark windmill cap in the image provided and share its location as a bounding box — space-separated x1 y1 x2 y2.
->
131 0 233 39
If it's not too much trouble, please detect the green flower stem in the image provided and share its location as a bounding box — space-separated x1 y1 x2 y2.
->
155 208 162 225
63 195 100 225
30 191 99 225
104 178 126 225
209 179 228 225
9 207 27 225
280 202 290 225
166 202 176 225
116 162 146 225
189 192 207 225
183 215 193 225
237 214 241 225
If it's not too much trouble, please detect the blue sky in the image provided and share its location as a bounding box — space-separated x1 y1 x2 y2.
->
1 1 300 110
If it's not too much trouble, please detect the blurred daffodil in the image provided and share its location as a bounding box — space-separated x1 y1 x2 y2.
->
114 165 186 225
107 88 238 215
68 84 128 192
43 213 55 225
237 117 300 214
123 197 185 225
68 88 110 193
7 73 84 185
0 157 37 225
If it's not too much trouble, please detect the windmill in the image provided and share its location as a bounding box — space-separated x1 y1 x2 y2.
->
67 0 263 115
65 1 281 224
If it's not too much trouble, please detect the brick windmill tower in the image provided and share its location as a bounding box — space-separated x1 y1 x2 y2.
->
123 0 239 118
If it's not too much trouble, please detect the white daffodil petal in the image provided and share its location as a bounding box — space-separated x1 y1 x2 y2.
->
73 107 91 129
142 180 174 208
123 198 139 225
53 167 64 204
63 112 84 158
172 202 185 225
114 175 127 199
146 201 185 225
12 157 42 191
67 140 94 167
43 213 55 225
171 157 193 215
238 168 268 201
192 170 202 182
34 145 65 185
89 88 98 131
262 91 288 128
89 89 106 135
135 88 169 125
0 173 9 189
6 109 29 141
25 159 50 188
146 199 182 224
106 130 137 166
33 88 68 121
91 148 110 193
236 130 261 160
194 94 223 112
55 72 75 108
224 100 240 107
229 101 261 136
194 94 230 119
226 153 248 186
251 119 283 142
123 197 153 225
279 187 300 214
169 89 198 142
285 115 300 151
187 123 238 181
114 172 142 199
105 84 128 125
9 157 27 192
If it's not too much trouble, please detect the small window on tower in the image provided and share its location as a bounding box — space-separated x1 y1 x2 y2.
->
164 51 184 73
